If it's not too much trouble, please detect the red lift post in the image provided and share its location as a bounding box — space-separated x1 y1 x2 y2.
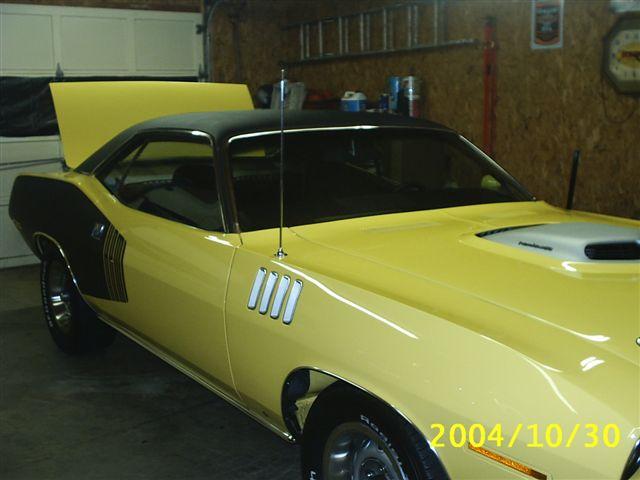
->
482 17 497 157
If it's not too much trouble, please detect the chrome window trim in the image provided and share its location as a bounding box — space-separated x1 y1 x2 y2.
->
282 279 303 325
259 271 279 314
227 125 448 143
459 135 535 200
247 267 267 310
229 125 379 142
91 129 230 234
90 129 213 175
270 275 291 319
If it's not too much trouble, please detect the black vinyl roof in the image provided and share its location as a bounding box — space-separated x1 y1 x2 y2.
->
79 110 453 173
138 109 453 139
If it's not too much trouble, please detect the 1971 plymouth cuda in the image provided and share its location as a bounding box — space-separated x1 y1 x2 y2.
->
8 82 640 480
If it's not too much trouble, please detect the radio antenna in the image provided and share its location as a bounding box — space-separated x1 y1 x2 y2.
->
275 68 287 259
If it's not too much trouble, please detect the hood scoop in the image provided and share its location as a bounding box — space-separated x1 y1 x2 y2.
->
584 242 640 260
478 222 640 262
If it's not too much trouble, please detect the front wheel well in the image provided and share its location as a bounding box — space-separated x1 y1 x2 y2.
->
281 368 420 444
281 368 334 440
299 380 450 479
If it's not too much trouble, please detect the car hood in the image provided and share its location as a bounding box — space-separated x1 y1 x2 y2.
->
283 201 639 476
290 202 640 367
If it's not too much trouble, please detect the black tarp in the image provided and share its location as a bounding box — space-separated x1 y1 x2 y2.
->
0 76 198 137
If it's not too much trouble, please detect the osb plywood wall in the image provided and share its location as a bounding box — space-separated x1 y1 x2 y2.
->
209 0 285 87
275 0 639 219
4 0 638 218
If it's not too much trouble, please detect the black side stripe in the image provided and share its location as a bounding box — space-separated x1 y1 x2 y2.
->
102 225 114 300
102 224 128 302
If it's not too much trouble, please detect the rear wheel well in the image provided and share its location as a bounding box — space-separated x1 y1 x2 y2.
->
33 234 81 290
33 234 59 259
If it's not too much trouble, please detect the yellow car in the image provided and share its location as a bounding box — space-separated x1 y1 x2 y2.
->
8 82 640 480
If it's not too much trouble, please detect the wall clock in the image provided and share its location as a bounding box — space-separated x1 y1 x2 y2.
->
603 14 640 96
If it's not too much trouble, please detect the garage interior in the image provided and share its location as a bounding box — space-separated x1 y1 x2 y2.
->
0 0 638 479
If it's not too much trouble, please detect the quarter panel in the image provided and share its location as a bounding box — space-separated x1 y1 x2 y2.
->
9 173 120 300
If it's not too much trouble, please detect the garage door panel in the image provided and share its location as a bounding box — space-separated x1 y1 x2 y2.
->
0 137 61 205
134 19 197 72
61 16 130 72
0 205 34 260
0 13 55 72
0 137 62 266
0 137 60 165
0 4 202 77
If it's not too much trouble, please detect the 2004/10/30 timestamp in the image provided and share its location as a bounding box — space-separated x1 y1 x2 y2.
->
430 423 622 449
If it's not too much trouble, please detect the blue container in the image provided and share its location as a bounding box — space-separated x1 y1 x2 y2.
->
388 76 401 112
341 91 367 112
379 93 389 112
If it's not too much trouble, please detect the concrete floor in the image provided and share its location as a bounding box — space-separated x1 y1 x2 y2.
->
0 265 300 479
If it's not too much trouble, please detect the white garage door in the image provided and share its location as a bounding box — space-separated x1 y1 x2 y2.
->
0 3 203 268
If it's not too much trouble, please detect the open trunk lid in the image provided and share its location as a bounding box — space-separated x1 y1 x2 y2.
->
50 81 253 168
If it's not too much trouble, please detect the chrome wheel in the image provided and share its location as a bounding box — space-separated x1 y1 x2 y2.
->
47 260 74 335
323 422 408 480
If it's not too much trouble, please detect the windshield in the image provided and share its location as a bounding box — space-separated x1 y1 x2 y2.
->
229 128 532 231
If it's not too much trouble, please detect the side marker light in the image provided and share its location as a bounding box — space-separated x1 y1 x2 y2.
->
468 444 547 480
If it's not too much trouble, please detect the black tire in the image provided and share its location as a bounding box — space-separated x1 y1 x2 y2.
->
41 252 115 354
301 383 448 480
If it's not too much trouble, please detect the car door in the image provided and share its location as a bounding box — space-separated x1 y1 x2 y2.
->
95 131 240 397
220 132 309 425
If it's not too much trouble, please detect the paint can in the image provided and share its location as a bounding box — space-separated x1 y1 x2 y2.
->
402 76 421 118
388 76 401 112
379 93 389 112
341 91 367 112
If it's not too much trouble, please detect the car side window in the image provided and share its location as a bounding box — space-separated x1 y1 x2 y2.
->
99 138 224 232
